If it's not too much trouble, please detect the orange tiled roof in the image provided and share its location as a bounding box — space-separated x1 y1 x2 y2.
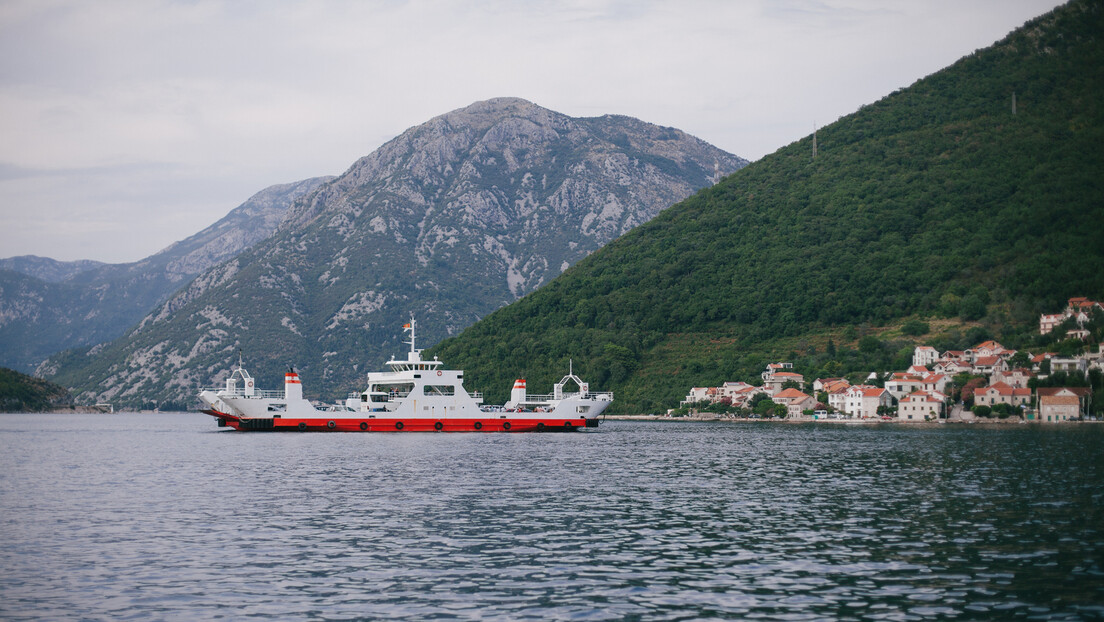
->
984 382 1031 397
1037 387 1090 397
774 388 810 399
903 391 941 403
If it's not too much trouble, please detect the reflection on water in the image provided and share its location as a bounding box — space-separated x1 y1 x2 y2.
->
1 415 1102 620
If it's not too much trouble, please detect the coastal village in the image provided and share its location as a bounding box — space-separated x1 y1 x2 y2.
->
678 298 1103 423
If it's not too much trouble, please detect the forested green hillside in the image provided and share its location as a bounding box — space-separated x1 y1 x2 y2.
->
430 0 1104 413
0 367 72 412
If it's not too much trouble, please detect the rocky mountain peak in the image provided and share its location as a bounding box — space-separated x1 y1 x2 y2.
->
44 99 748 407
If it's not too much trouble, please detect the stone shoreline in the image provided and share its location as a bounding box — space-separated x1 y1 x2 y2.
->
603 415 1100 424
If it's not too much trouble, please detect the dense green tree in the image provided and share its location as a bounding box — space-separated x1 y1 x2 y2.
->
902 320 930 337
1008 351 1032 369
0 368 72 412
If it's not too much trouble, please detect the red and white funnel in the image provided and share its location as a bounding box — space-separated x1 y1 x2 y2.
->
506 379 526 408
284 371 302 401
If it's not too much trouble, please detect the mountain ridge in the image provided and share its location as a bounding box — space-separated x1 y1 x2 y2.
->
0 176 332 372
42 98 748 407
0 256 106 282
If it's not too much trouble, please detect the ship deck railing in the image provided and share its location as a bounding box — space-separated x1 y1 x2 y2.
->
524 391 614 402
347 391 484 402
207 388 285 399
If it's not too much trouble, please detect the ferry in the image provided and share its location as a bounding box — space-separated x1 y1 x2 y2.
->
198 318 613 432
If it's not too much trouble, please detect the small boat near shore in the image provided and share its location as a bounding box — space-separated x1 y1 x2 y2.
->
198 318 613 432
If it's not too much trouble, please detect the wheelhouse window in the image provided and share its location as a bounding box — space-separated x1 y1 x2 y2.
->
371 383 414 398
423 385 455 396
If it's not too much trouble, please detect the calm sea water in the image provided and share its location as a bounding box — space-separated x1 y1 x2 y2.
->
1 414 1102 620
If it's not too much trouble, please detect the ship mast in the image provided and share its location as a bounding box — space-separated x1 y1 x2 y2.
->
403 315 421 362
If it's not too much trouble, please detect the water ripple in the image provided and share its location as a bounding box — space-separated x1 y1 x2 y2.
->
2 415 1103 620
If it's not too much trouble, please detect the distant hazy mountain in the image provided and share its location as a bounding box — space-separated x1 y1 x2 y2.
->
0 176 333 372
43 97 748 407
0 256 105 282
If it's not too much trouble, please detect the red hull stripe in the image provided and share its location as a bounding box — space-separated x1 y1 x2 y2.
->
200 410 593 432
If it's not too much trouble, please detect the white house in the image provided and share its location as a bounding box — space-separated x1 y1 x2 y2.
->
967 341 1007 362
991 368 1034 389
913 346 939 368
885 373 925 400
1040 313 1065 335
843 385 891 419
828 387 850 413
1037 387 1090 422
1050 357 1088 374
898 391 944 421
921 373 950 395
974 382 1031 408
761 362 793 383
972 355 1008 376
764 371 805 395
720 381 756 400
772 388 816 419
681 387 715 405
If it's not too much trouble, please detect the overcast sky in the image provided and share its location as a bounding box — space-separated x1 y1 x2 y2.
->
0 0 1063 263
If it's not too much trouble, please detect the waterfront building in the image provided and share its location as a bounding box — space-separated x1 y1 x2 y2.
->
771 388 816 419
843 385 891 419
1036 387 1091 421
1039 389 1082 422
974 382 1031 408
898 391 944 421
